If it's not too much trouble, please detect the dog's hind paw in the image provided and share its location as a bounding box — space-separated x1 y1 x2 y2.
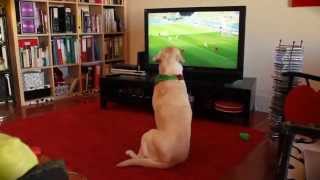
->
125 150 138 158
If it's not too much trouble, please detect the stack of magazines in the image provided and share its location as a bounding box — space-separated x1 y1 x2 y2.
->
270 40 304 139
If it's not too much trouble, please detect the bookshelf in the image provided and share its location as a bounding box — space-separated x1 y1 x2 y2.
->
6 0 128 106
0 5 15 103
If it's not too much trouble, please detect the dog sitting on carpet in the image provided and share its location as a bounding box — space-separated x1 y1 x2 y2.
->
117 47 192 169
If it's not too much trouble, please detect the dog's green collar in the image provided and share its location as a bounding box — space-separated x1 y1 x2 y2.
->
155 74 184 84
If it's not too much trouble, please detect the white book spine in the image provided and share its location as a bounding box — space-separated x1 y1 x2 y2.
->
1 46 8 70
4 74 12 96
0 17 5 42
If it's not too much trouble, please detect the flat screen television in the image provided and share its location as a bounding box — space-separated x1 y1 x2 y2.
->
144 6 246 82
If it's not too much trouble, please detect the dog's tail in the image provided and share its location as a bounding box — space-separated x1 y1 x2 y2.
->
116 158 171 169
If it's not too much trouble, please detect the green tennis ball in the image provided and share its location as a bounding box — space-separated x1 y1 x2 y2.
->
240 132 250 141
0 133 38 180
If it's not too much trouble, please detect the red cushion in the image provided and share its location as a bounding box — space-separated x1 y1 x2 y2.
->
214 100 244 113
284 85 320 124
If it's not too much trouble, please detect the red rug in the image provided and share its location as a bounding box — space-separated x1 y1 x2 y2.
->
0 102 264 180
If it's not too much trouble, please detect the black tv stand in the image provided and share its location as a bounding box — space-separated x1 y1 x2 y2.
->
100 74 256 125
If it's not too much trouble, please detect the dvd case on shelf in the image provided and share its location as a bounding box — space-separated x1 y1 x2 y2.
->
270 40 304 139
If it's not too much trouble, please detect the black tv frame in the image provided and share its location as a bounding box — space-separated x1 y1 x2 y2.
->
144 6 246 82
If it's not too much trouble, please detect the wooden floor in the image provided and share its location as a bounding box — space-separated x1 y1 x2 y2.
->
0 96 278 180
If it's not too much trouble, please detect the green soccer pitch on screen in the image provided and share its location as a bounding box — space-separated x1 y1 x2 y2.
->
148 11 240 70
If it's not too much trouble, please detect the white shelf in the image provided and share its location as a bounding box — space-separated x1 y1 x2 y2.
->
78 2 103 6
18 34 49 37
49 1 77 4
80 32 103 36
24 0 48 3
104 4 124 7
53 64 79 68
81 60 104 66
51 33 77 36
21 66 52 72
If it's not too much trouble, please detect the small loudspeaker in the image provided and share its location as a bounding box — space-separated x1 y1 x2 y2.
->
137 51 146 71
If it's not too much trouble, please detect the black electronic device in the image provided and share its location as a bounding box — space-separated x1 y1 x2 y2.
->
137 51 147 71
144 6 246 82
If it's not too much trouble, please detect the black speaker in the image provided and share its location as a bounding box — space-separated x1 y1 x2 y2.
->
0 75 9 98
18 160 68 180
137 51 146 71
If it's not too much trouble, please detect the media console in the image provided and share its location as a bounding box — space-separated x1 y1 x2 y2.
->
100 74 256 125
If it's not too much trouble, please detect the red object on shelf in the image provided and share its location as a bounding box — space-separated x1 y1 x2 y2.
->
214 100 244 114
292 0 320 7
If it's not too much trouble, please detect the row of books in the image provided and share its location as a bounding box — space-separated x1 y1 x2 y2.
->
105 0 123 5
81 36 100 62
104 36 123 59
50 6 76 33
18 39 50 69
52 37 79 65
80 7 102 33
0 15 8 72
104 8 123 33
18 1 48 34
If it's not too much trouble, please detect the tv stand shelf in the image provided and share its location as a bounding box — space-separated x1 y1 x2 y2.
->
100 74 256 125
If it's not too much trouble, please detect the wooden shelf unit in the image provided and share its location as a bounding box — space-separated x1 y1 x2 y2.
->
6 0 128 106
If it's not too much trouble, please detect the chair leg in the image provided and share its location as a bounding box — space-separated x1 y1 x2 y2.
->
278 132 294 180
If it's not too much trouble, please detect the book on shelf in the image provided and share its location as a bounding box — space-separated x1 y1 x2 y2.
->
104 36 123 59
18 38 50 69
50 6 75 33
105 0 123 5
18 1 48 34
80 7 101 33
51 36 78 65
81 36 100 62
104 8 123 33
0 16 6 43
0 45 8 71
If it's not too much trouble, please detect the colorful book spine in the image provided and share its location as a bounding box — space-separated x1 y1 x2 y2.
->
81 7 101 33
81 36 100 62
18 38 49 68
52 37 77 65
104 36 123 59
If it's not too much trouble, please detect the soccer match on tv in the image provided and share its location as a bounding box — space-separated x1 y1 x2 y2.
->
148 11 240 69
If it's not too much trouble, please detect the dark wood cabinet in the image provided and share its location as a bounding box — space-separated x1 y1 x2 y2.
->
100 74 256 125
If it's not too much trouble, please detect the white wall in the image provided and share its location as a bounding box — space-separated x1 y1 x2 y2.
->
127 0 320 112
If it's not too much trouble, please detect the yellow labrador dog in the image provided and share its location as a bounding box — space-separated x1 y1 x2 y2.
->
117 47 192 168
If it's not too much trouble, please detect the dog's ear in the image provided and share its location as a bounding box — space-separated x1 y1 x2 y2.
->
176 49 185 63
153 50 162 63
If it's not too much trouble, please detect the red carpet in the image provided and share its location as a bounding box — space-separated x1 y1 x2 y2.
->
0 102 264 180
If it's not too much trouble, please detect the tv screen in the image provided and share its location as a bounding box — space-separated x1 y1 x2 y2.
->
145 6 246 78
